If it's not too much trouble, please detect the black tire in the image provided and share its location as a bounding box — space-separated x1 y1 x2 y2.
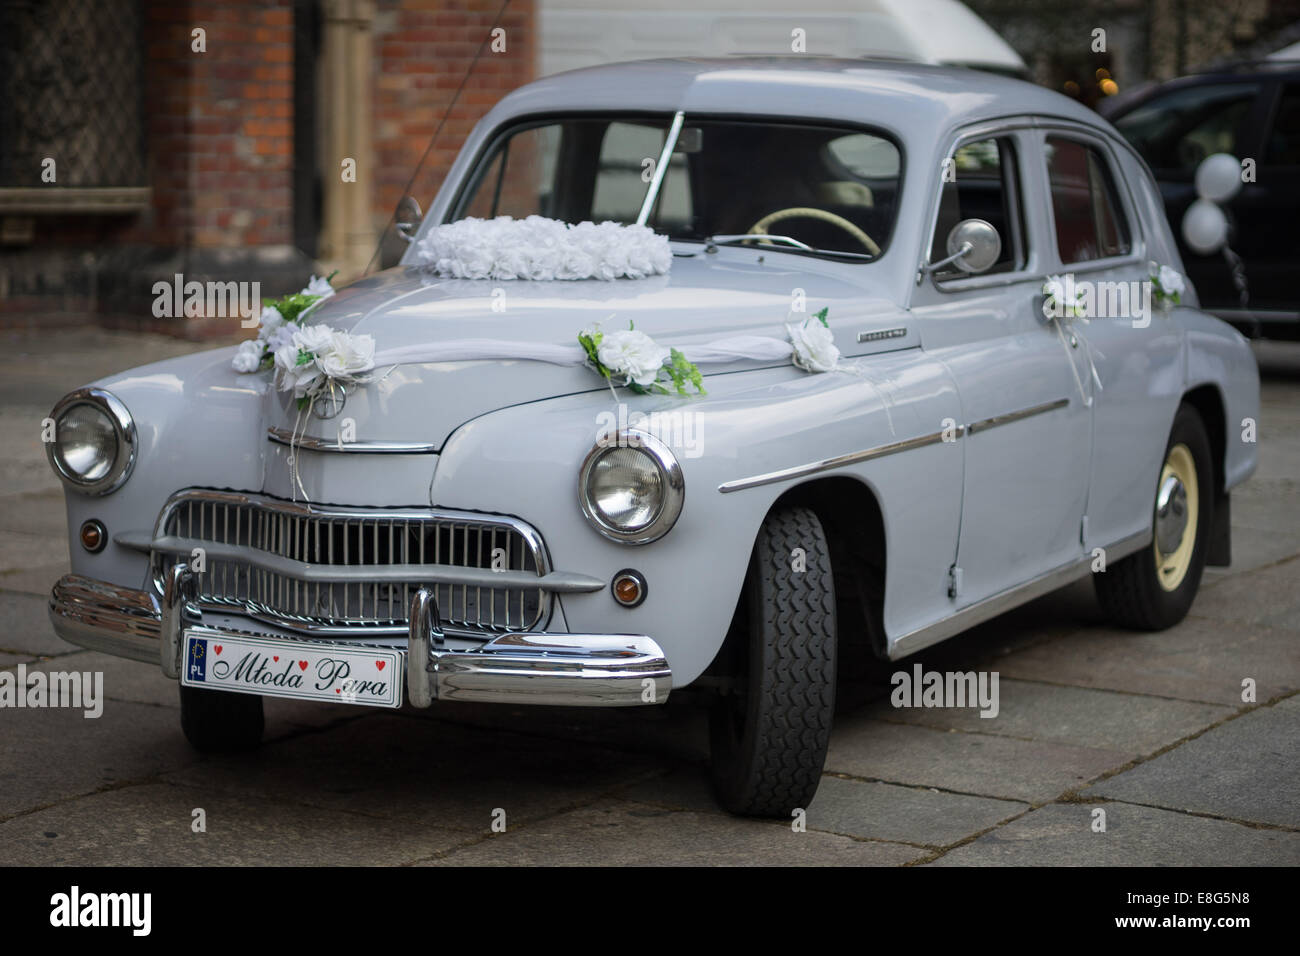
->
710 506 837 817
1095 403 1214 630
179 685 264 752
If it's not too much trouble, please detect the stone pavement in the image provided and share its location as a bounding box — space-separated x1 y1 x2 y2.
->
0 327 1296 865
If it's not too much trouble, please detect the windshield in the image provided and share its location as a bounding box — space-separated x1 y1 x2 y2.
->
450 115 902 260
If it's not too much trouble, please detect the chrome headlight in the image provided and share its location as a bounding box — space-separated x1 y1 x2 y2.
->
579 431 684 544
46 388 136 495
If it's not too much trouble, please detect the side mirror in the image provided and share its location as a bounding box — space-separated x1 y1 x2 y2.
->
395 196 424 244
920 218 1002 278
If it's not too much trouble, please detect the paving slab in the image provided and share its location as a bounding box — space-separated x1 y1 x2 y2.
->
0 588 78 657
1191 556 1300 633
825 715 1132 803
866 677 1232 755
0 562 69 597
162 712 665 831
807 775 1027 847
929 801 1300 866
0 697 201 819
0 490 66 537
1083 697 1300 828
0 782 467 866
423 799 926 866
993 615 1300 705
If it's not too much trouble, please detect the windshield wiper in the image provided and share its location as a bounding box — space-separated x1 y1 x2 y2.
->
703 234 814 252
693 234 876 260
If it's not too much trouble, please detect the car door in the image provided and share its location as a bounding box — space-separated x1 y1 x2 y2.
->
1036 125 1184 554
909 123 1092 611
1236 79 1300 318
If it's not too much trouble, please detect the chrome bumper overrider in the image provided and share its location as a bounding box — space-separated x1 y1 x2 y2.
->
49 570 672 707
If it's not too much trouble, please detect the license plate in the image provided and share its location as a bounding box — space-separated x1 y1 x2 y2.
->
179 629 403 708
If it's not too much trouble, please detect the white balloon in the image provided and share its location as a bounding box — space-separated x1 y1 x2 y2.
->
1182 199 1228 255
1194 153 1242 203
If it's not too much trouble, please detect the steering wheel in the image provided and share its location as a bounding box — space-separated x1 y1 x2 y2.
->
748 207 881 256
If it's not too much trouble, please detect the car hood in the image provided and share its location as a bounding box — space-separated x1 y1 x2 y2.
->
266 254 908 450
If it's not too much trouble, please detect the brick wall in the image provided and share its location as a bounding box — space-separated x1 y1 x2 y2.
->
372 0 536 233
131 0 296 250
1 0 537 331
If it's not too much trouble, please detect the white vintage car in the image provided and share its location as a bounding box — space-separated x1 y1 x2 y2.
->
47 59 1259 817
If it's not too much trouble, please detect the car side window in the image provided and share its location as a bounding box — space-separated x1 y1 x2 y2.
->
1113 82 1261 172
1045 137 1131 265
1264 85 1300 166
929 136 1026 281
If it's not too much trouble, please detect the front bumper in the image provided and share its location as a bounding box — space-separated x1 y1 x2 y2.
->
48 571 672 707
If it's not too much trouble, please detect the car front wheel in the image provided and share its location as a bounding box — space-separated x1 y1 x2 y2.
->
710 505 837 817
1095 403 1214 630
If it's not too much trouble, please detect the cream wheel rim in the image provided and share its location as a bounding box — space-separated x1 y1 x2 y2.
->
1153 443 1198 592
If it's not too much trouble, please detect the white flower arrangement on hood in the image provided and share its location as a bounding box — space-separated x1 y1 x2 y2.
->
232 273 375 406
273 324 375 399
788 309 841 373
416 215 672 281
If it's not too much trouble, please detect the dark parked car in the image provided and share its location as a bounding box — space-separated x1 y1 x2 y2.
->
1101 60 1300 339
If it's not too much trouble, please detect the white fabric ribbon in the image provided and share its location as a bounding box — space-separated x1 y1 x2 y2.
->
369 335 798 370
1049 316 1104 408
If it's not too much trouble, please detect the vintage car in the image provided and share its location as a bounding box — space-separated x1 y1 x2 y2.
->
46 58 1259 817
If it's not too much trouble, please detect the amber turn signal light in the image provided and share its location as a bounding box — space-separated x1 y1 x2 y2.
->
611 569 647 608
79 519 107 553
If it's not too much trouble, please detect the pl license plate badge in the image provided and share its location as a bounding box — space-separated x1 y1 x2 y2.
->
180 630 403 708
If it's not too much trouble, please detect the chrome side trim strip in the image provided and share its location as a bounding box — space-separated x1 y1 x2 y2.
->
267 427 438 454
887 529 1151 660
965 398 1070 436
718 430 955 494
717 398 1069 493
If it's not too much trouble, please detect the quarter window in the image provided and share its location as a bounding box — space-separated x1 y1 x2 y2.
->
1045 137 1131 264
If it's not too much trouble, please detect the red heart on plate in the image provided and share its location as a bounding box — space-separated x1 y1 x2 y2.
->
375 661 385 671
335 689 340 693
214 645 223 655
298 660 308 671
273 656 279 662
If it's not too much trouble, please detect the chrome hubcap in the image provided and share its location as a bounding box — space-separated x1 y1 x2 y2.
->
1155 473 1188 554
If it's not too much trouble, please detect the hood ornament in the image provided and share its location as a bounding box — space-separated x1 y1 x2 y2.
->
312 382 347 419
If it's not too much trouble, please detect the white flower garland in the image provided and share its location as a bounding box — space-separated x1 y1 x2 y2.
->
415 215 672 281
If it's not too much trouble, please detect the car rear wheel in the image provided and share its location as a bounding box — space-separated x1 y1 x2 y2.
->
1095 403 1214 630
710 505 837 817
180 685 264 752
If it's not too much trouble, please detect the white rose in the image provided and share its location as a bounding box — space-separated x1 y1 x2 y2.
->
231 339 264 373
273 342 322 396
1043 274 1068 303
292 323 336 356
265 324 295 351
316 330 376 381
788 319 840 373
1157 265 1185 297
256 305 284 341
597 329 670 388
301 275 335 298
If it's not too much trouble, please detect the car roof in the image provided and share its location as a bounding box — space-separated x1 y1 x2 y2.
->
490 56 1106 139
1102 61 1300 120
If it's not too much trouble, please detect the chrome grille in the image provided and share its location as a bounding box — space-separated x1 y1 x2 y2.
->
151 491 548 634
